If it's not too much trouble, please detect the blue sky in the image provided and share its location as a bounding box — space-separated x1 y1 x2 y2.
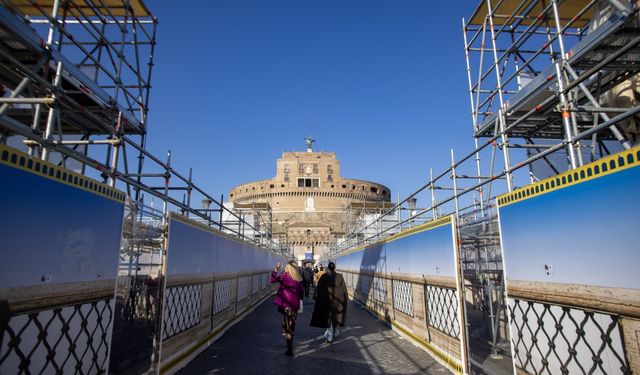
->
144 1 478 201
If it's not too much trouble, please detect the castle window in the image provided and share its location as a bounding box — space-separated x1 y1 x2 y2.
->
298 163 304 173
342 184 347 188
313 164 318 174
327 174 333 182
327 165 333 174
284 173 289 182
370 187 378 193
298 178 319 188
284 164 290 173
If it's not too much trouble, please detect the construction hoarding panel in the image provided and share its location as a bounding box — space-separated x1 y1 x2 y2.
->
0 145 125 374
161 213 287 372
338 217 456 277
498 147 640 374
335 216 464 373
385 219 457 278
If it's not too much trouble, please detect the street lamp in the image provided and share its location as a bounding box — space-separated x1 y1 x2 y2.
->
202 198 213 218
407 196 417 215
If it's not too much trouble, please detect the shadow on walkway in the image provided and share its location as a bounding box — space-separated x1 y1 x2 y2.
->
177 296 449 375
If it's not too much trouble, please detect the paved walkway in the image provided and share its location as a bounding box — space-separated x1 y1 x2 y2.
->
177 295 449 375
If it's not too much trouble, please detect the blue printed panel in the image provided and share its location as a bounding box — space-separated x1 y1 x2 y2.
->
0 163 124 288
166 216 285 276
336 221 455 278
0 148 124 375
386 224 456 277
499 165 640 289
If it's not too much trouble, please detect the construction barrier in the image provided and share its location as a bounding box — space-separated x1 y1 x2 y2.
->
0 145 125 374
497 146 640 375
158 213 288 374
335 216 465 374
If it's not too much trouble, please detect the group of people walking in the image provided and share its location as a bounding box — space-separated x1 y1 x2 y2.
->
270 260 348 356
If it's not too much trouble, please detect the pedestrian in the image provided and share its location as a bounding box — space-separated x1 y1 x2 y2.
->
310 262 348 343
270 261 304 356
314 264 325 286
301 262 314 298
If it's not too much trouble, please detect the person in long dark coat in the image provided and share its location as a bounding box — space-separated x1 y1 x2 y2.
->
310 262 348 342
301 262 314 297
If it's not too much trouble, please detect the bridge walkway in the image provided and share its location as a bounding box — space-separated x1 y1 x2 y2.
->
177 295 449 375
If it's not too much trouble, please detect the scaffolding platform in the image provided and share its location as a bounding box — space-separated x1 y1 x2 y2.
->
0 1 155 136
470 4 640 140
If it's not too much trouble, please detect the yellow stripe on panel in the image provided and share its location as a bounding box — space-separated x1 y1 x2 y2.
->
497 146 640 207
0 144 126 203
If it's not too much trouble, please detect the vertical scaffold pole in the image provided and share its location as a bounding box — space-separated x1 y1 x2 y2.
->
451 148 470 374
462 18 478 134
152 148 171 374
551 0 578 169
219 194 224 231
451 149 460 221
108 112 122 187
463 18 487 214
397 192 402 233
475 21 488 129
186 168 193 218
429 168 437 220
41 0 61 162
486 0 513 191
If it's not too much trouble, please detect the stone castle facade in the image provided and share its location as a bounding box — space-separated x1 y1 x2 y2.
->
229 140 391 261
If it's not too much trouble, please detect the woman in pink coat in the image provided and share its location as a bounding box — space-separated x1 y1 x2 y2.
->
270 260 304 356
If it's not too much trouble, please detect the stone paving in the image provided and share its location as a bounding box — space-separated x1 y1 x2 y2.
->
177 295 450 375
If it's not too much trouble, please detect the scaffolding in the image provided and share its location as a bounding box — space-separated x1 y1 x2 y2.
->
342 201 398 249
228 201 274 248
0 2 287 373
464 0 640 192
0 0 284 253
325 1 640 373
329 0 640 299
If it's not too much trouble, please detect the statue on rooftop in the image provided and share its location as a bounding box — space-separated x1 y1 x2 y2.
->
305 137 315 152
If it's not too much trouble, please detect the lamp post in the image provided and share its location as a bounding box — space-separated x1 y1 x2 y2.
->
407 196 417 225
202 198 212 219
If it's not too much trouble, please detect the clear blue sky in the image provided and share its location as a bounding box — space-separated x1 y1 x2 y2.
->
145 1 480 202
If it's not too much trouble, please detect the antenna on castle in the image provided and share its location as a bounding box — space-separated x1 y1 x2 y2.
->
305 136 315 153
